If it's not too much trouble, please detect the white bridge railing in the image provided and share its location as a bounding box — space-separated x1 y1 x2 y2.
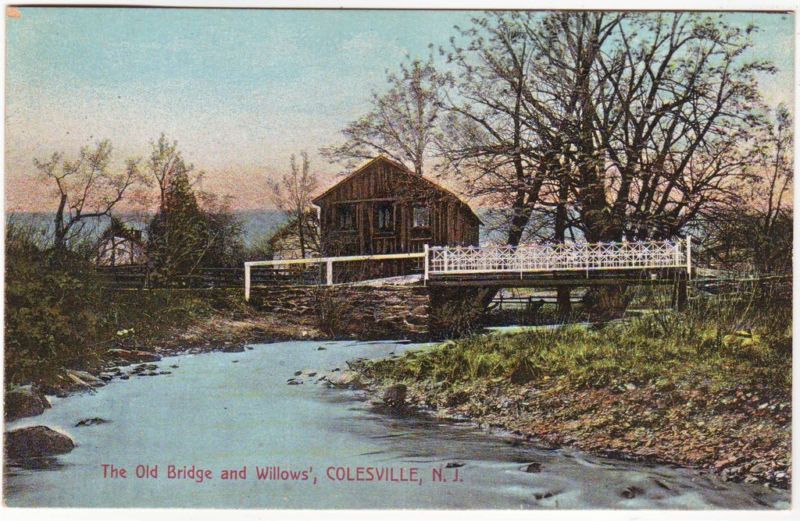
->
244 252 425 301
425 238 691 278
244 238 691 300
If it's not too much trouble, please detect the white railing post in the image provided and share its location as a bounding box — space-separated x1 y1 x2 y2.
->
443 249 449 273
326 259 333 286
423 244 429 283
585 243 590 275
686 234 692 280
244 263 251 302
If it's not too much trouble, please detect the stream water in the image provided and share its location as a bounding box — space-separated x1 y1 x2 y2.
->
4 340 790 509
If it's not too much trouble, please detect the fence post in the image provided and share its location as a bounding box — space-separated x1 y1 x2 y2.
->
244 263 251 302
326 259 333 286
686 234 692 280
443 249 449 273
423 244 429 284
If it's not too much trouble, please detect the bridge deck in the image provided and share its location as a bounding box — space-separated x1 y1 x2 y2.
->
427 269 688 287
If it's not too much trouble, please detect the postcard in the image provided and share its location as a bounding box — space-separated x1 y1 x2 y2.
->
2 3 794 511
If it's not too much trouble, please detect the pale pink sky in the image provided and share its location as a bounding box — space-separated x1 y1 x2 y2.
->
4 8 794 213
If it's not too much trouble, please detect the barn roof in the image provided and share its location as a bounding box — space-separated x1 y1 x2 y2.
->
312 156 482 225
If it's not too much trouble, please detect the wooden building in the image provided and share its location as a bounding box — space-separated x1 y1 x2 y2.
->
313 157 481 264
96 221 146 267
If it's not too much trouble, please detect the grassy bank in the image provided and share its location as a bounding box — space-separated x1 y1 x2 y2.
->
359 295 792 488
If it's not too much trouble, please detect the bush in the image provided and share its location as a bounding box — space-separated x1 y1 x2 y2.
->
313 287 350 337
5 224 110 384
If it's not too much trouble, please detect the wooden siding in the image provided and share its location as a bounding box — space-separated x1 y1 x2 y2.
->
314 157 480 273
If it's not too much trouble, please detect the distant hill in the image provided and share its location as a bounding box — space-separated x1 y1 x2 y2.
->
6 210 287 247
6 209 504 248
236 210 287 246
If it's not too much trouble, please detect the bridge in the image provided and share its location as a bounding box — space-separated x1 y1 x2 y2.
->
244 238 692 301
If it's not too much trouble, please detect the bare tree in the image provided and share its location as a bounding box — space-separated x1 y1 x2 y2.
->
322 56 445 176
700 104 793 273
269 152 319 258
528 12 771 242
34 140 142 251
436 12 548 247
756 104 793 237
435 12 773 312
146 133 196 213
441 12 772 243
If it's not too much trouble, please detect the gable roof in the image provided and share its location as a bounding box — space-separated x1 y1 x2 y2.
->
312 156 482 225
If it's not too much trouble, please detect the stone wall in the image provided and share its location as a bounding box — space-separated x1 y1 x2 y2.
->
249 286 431 340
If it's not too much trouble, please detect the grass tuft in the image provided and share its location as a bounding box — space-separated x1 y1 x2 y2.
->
363 292 791 394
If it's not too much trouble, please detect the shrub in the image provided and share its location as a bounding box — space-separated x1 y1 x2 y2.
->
5 224 110 384
313 288 350 337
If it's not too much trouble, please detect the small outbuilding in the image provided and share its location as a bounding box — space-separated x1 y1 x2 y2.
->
312 156 480 276
96 220 146 267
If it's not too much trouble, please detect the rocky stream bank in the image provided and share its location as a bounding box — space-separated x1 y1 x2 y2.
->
325 362 791 491
4 285 433 463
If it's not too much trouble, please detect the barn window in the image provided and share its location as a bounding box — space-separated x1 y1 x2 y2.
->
412 206 430 228
375 202 394 232
337 204 356 230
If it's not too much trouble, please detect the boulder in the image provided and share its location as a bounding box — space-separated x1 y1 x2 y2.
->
107 349 161 363
411 305 429 315
66 370 105 388
222 344 245 353
5 426 75 459
64 372 92 391
523 462 542 473
5 386 50 421
327 371 364 389
406 313 428 326
35 374 77 397
382 384 407 408
75 417 110 427
620 485 644 499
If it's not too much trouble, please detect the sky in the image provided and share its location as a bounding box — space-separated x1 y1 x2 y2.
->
4 8 795 212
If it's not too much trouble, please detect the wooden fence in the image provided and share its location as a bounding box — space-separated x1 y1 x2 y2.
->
95 266 320 289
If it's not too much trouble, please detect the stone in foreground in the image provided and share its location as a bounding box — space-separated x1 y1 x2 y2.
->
5 426 75 459
5 386 50 421
382 384 407 408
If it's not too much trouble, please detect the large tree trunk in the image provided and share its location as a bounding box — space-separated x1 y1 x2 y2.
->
583 285 630 320
554 183 572 316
